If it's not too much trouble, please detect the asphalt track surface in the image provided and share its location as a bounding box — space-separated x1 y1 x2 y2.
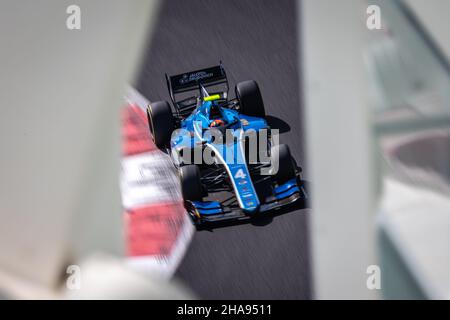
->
136 0 311 299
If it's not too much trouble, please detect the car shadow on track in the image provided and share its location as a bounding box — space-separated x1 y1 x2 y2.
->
196 179 311 232
266 115 291 134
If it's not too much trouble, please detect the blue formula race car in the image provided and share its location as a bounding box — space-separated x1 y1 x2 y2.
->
147 64 306 227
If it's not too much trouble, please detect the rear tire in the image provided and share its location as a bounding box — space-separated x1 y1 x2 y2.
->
147 101 174 148
179 165 203 201
270 144 296 183
235 80 266 117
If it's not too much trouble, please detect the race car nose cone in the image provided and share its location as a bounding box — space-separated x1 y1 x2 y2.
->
242 202 260 214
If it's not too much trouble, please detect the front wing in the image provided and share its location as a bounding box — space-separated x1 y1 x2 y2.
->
186 177 307 225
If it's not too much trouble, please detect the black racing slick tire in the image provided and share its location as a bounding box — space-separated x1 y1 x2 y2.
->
147 101 174 148
235 80 266 117
179 165 203 201
270 144 296 183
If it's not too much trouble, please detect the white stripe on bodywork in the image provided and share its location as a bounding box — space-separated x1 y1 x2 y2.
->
206 128 259 211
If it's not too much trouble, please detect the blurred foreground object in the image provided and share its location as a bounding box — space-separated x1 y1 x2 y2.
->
0 0 191 299
369 0 450 299
303 0 450 299
302 0 377 299
122 88 194 279
65 254 193 300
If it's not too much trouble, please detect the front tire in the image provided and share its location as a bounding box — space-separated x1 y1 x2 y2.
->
147 101 174 148
179 165 203 201
269 144 296 183
235 80 266 117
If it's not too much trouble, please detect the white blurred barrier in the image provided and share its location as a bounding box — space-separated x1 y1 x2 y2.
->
371 0 450 299
0 0 191 299
301 0 378 299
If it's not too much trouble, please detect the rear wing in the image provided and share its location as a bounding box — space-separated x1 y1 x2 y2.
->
165 63 229 118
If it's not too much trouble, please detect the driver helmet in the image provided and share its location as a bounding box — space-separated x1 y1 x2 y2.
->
210 119 225 127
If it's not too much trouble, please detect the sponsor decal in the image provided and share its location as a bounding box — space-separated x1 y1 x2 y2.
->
180 71 214 85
